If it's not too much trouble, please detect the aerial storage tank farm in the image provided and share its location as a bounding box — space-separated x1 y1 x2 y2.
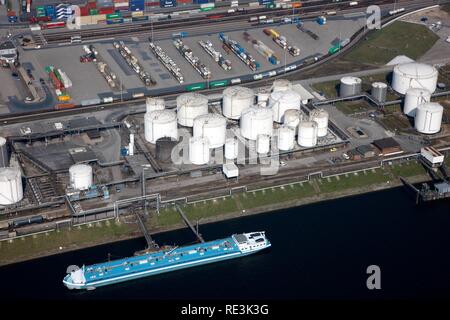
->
177 93 209 127
240 106 273 140
222 86 255 120
392 62 438 95
268 90 302 123
193 114 227 149
144 110 178 144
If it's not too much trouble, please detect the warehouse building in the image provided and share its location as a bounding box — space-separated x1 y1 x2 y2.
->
356 144 376 158
372 138 403 156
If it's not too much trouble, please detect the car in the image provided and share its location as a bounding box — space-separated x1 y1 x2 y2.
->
420 16 428 22
369 112 376 118
330 147 337 152
342 153 350 160
280 161 287 167
11 72 19 79
446 36 450 43
25 97 32 101
39 78 45 84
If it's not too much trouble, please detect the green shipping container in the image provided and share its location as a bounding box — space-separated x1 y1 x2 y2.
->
185 83 206 91
106 13 122 19
210 80 228 88
199 7 213 12
89 9 98 15
44 66 53 74
328 46 340 54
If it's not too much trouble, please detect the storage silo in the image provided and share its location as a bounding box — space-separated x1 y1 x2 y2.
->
298 121 318 147
283 109 303 132
0 167 23 205
144 110 178 144
268 90 301 123
224 138 239 160
177 93 209 127
146 97 165 113
69 164 93 190
371 82 388 103
222 86 254 120
0 137 9 168
392 62 438 94
403 88 431 117
309 109 329 137
256 88 271 106
414 102 443 134
193 113 227 149
156 137 178 163
272 79 292 92
340 76 362 97
277 126 295 151
256 134 270 154
240 106 273 140
189 136 210 165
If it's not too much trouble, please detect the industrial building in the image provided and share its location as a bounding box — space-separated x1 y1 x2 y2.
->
372 138 403 156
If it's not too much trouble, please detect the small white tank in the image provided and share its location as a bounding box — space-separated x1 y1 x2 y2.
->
298 121 318 147
272 79 292 92
403 88 431 117
309 109 329 137
224 138 239 160
256 134 270 154
144 110 178 144
177 93 209 127
189 136 210 165
146 97 165 113
0 167 23 205
240 106 273 140
268 90 301 123
193 113 227 149
283 109 303 132
415 102 443 134
256 89 271 106
222 86 255 120
277 126 295 151
69 164 93 190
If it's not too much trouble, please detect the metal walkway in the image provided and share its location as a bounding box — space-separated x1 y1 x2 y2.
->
135 211 159 250
175 205 205 243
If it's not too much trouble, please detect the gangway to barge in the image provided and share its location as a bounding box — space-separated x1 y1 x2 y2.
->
175 204 205 243
135 210 159 251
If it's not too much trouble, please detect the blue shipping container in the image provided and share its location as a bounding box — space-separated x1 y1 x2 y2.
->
259 0 272 4
107 18 124 24
160 0 177 8
132 16 149 21
193 0 209 3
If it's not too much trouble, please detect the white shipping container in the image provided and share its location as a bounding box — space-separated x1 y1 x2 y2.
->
420 147 444 165
223 163 239 178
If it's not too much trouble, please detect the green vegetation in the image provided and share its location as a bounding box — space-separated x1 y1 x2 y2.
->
344 21 439 66
0 221 133 265
389 161 426 178
335 100 372 115
441 4 450 14
317 169 390 193
311 80 340 98
379 114 413 132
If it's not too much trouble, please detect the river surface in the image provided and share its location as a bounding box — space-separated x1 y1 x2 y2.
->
1 187 449 300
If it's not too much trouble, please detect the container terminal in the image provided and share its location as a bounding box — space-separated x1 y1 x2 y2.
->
173 38 211 79
198 40 232 71
0 0 450 268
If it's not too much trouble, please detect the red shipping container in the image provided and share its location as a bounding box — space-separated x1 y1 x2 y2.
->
145 2 159 6
7 11 16 17
86 2 97 9
80 6 89 16
177 0 192 3
98 7 115 14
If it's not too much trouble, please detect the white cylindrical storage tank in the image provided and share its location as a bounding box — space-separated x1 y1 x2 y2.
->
240 106 273 140
256 134 270 154
193 113 227 149
340 76 362 97
224 138 239 160
268 90 301 123
257 89 271 106
414 102 443 134
371 82 388 103
0 136 9 168
283 109 303 132
0 167 23 205
392 63 438 94
146 97 165 113
222 86 254 120
309 109 329 137
69 164 93 190
277 126 295 151
177 93 209 127
298 121 318 147
403 88 431 117
272 79 292 92
189 136 210 165
144 110 178 144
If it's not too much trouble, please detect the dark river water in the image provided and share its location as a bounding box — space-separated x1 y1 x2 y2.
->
1 187 449 300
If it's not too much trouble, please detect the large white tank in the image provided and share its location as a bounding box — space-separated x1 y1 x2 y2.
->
69 164 93 190
298 121 318 147
240 106 273 140
268 90 301 123
177 93 209 127
283 109 303 132
144 110 178 144
193 113 227 149
256 134 270 154
224 138 239 160
222 86 254 120
146 97 165 113
277 126 295 151
189 136 210 165
309 109 329 137
403 88 431 117
0 167 23 205
272 79 292 92
414 102 443 134
392 63 438 94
